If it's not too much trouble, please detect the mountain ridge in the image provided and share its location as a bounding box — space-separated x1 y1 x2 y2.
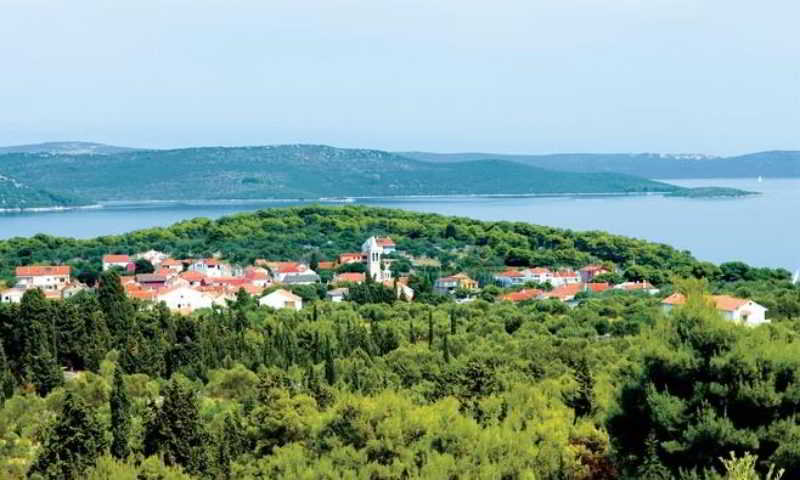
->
398 150 800 178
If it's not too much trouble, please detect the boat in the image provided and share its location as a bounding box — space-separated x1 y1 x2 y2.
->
793 270 800 285
758 176 764 183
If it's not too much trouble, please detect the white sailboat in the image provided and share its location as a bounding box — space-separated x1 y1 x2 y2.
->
793 270 800 285
758 176 764 183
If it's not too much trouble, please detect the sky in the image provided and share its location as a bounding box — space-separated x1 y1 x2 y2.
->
1 0 798 155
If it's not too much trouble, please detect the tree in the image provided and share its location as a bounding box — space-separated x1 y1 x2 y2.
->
110 365 131 460
443 334 451 363
143 379 209 476
97 270 134 347
428 310 434 349
566 356 594 422
0 343 14 404
324 337 336 386
28 392 108 479
134 258 155 274
309 251 320 272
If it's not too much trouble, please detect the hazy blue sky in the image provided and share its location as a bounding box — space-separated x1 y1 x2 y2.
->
1 0 798 155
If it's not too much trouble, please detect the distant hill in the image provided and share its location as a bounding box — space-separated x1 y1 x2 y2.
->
0 175 88 210
0 141 137 156
400 151 800 179
0 145 682 203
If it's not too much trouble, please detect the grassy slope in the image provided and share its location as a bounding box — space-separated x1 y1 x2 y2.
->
0 145 679 201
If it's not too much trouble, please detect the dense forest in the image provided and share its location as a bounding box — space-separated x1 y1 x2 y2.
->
1 206 799 479
0 145 729 205
0 176 86 210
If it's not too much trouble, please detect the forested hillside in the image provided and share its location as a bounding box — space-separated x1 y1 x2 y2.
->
0 175 88 210
1 206 799 479
0 145 682 202
402 150 800 179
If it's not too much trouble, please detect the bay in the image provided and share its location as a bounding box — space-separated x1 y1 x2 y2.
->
0 178 797 270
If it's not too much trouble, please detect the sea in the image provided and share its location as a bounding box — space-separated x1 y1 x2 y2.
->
0 178 797 270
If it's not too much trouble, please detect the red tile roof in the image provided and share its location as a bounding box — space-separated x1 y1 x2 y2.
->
501 289 543 302
496 270 524 278
580 264 608 273
587 282 610 293
317 261 336 270
180 271 205 282
662 293 750 312
338 253 365 263
335 272 366 283
103 254 130 263
16 266 71 277
376 236 395 247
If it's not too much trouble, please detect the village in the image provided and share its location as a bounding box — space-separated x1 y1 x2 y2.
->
0 235 769 326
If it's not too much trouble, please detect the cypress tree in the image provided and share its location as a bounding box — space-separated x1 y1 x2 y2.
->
428 310 434 349
28 392 108 479
324 337 336 386
97 270 134 347
443 334 450 363
29 341 63 396
408 317 416 344
312 303 318 322
0 344 14 404
450 309 457 335
110 365 131 459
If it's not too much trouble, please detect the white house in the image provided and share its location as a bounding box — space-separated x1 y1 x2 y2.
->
103 254 131 271
326 287 349 302
136 250 169 266
189 258 229 278
550 271 581 288
661 293 768 327
0 288 25 303
260 289 303 311
156 286 215 313
15 266 71 291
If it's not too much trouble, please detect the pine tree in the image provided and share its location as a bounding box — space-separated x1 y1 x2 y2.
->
110 365 131 459
143 379 210 476
28 392 108 479
324 337 336 386
97 270 135 347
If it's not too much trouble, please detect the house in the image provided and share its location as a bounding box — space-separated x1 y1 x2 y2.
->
156 286 215 313
161 258 184 274
61 282 89 299
317 261 336 271
494 270 527 288
615 281 659 294
661 293 768 326
541 282 608 302
382 279 415 301
135 273 168 289
501 288 543 303
271 262 318 283
550 271 581 288
260 289 303 311
326 287 349 302
540 283 583 302
338 253 365 265
580 264 610 283
136 250 169 266
0 288 25 303
15 266 71 291
334 272 366 284
434 273 478 295
179 271 205 287
244 267 271 288
282 273 320 286
189 258 228 278
376 236 396 254
103 254 131 271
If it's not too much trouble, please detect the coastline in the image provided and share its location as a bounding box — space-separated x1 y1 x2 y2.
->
0 187 755 214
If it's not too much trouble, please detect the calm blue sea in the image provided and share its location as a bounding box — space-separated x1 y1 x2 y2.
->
0 178 797 270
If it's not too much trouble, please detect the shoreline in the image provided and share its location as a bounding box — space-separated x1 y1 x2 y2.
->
0 186 757 213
